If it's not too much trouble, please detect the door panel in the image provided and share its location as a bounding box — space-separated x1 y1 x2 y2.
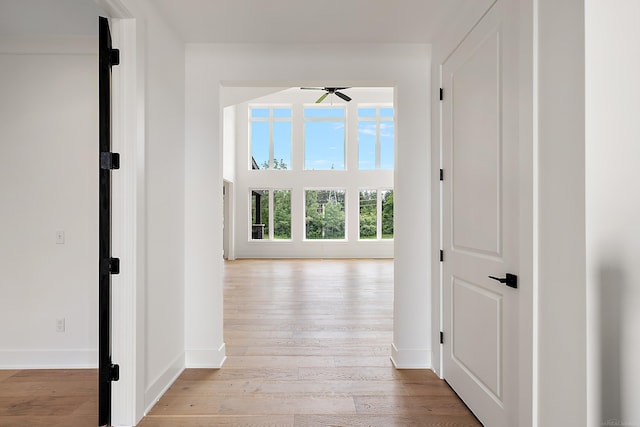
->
451 31 502 257
442 2 518 426
452 277 502 399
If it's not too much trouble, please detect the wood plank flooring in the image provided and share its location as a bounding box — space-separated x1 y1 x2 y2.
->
140 259 481 427
0 259 480 426
0 369 98 426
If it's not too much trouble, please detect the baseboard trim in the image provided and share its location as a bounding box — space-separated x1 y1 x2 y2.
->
0 349 97 369
185 342 226 368
390 343 432 369
144 353 185 415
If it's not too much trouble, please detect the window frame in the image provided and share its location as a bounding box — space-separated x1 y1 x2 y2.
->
248 188 292 241
303 187 347 241
249 104 292 170
358 187 394 241
357 104 394 170
303 105 347 171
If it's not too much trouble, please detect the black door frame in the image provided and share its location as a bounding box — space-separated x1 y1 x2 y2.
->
98 16 120 427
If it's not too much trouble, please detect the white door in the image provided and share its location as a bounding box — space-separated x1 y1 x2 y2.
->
441 2 519 426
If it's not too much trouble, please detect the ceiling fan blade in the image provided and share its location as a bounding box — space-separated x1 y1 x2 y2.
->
316 93 329 103
301 87 323 91
335 91 352 102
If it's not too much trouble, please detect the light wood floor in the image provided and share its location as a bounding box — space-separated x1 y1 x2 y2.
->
140 259 481 427
0 259 481 427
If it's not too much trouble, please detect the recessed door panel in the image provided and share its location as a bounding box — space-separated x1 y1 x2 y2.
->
451 31 501 258
452 277 502 401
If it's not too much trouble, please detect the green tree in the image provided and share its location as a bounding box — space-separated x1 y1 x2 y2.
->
359 190 377 239
273 190 291 239
382 190 394 238
305 190 345 239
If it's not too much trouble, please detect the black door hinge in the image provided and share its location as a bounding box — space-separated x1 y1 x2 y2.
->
439 88 444 101
440 331 444 344
110 49 120 66
100 152 120 170
108 363 120 382
109 258 120 275
440 250 444 262
439 169 444 181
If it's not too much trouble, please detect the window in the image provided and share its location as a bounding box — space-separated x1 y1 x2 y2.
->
250 106 292 170
305 189 346 239
304 107 346 170
250 189 291 240
358 106 394 170
381 189 394 239
359 189 394 240
273 190 292 239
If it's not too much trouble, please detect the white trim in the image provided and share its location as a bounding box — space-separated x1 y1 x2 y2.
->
186 343 227 368
144 353 185 415
106 6 147 426
0 349 97 369
390 343 432 369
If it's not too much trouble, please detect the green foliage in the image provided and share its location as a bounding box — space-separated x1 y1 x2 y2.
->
382 190 394 238
359 190 377 239
260 158 288 170
273 190 291 239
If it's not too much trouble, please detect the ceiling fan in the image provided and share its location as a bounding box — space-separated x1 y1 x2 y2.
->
301 87 352 103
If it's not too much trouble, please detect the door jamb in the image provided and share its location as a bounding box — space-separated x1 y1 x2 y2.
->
95 1 146 425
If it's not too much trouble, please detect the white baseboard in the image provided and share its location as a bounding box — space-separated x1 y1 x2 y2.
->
144 353 185 415
185 342 226 368
390 343 432 369
0 349 97 369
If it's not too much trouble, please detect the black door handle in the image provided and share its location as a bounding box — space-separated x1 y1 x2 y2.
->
488 273 518 289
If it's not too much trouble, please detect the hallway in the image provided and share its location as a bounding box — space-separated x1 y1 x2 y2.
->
140 259 480 426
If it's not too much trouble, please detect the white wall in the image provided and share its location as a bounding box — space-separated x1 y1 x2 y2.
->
0 43 98 368
536 1 587 425
185 43 433 370
232 88 394 259
118 0 187 415
586 1 640 426
222 106 236 183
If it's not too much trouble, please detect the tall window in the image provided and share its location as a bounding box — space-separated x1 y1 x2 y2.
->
250 106 292 170
358 106 394 170
305 189 346 239
304 107 346 170
250 189 291 240
359 189 394 239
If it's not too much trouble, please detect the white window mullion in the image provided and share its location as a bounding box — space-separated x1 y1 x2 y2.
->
268 109 274 168
377 189 383 240
376 111 381 169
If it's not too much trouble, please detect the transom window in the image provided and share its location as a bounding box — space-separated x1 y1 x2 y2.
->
304 107 346 170
250 106 292 170
358 106 394 170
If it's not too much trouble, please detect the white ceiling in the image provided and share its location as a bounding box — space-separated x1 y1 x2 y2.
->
0 0 466 43
152 0 466 43
0 0 102 37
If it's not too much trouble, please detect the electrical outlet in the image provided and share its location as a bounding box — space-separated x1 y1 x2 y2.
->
56 230 65 244
56 318 66 333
